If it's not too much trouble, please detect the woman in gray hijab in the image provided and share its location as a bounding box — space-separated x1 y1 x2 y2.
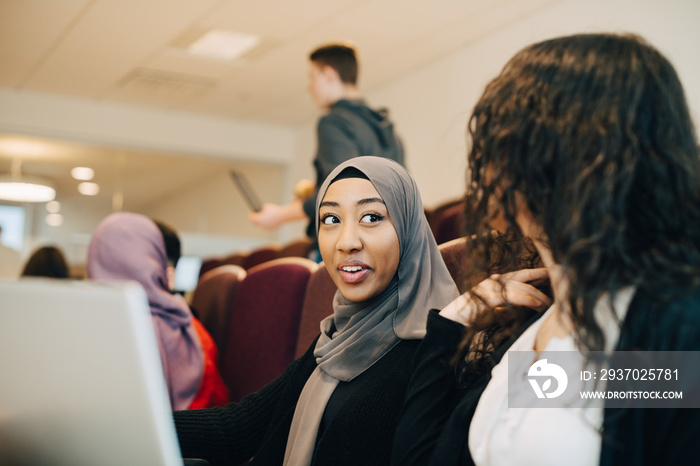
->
174 156 458 466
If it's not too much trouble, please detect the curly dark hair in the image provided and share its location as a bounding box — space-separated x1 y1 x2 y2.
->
456 33 700 378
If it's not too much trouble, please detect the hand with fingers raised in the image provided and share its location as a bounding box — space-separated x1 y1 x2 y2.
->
440 268 552 326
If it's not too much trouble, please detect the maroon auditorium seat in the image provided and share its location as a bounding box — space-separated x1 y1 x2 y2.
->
221 257 318 402
190 265 247 361
426 198 464 239
434 204 465 245
241 246 279 270
221 253 246 268
277 237 312 259
198 257 223 278
294 264 337 358
439 237 470 293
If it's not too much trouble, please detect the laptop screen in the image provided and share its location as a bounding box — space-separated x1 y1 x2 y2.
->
174 256 202 293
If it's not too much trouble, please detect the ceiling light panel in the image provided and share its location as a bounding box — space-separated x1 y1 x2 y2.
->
45 213 63 227
0 177 56 203
71 166 94 181
78 182 99 196
46 200 61 213
187 30 260 61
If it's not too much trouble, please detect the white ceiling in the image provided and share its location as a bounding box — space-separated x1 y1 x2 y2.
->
0 0 556 211
1 0 556 126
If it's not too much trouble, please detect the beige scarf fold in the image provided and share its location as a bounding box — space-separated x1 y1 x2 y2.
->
283 367 339 466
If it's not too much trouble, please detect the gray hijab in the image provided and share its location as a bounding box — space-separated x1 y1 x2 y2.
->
313 156 459 381
283 156 459 465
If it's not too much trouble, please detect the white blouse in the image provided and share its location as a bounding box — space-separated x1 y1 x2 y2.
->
468 288 634 466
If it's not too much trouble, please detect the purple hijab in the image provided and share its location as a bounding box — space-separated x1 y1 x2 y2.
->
87 212 203 410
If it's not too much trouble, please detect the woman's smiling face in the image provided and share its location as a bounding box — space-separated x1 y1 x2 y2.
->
318 177 400 303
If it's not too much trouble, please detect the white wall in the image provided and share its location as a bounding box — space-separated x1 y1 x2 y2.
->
0 88 301 263
292 0 700 209
140 163 286 257
0 88 297 164
23 190 113 267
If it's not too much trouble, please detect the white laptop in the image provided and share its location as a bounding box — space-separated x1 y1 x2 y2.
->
0 279 183 466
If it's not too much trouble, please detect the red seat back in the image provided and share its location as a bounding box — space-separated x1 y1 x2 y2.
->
242 246 279 270
221 257 317 401
438 237 470 293
191 265 247 361
198 257 223 278
294 264 337 358
435 204 465 245
277 237 312 259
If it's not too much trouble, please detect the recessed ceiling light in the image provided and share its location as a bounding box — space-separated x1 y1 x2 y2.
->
187 29 260 61
71 166 94 181
46 213 63 227
46 200 61 213
0 176 56 202
78 182 99 196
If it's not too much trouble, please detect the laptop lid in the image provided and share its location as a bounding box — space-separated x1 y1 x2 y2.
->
0 279 183 466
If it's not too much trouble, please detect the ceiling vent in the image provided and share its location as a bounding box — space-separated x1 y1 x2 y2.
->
117 68 216 98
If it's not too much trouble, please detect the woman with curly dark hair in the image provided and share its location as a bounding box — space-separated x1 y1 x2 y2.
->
393 33 700 466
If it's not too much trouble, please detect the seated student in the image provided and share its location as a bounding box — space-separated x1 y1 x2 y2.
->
21 245 70 278
392 33 700 466
87 213 228 410
153 218 230 409
173 156 459 466
153 220 184 291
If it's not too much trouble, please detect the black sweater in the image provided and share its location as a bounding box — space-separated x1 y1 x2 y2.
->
392 287 700 466
174 336 420 466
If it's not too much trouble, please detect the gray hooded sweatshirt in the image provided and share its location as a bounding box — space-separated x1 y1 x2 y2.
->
302 98 405 242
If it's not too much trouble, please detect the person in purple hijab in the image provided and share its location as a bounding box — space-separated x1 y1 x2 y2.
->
87 212 204 411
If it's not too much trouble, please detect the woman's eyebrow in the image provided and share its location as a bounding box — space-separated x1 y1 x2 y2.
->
357 197 385 206
320 198 385 208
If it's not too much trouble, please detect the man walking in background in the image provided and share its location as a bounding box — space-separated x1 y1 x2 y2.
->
250 43 405 258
